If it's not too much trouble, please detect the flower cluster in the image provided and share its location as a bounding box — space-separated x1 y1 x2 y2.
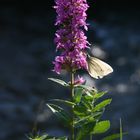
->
53 0 90 74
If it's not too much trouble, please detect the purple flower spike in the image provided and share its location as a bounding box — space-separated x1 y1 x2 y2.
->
53 0 89 74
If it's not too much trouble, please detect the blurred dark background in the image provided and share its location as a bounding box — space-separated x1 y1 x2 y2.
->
0 0 140 140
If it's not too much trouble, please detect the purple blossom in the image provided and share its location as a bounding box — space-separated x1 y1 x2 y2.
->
74 75 85 85
53 0 89 74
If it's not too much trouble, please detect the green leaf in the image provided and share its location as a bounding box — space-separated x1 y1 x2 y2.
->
84 94 94 101
76 121 96 140
74 112 102 128
46 138 55 140
55 136 68 140
50 99 75 106
93 120 110 134
74 104 87 117
93 99 112 112
81 97 93 110
28 134 48 140
74 88 83 103
48 78 69 87
48 136 68 140
120 118 123 140
28 134 68 140
47 104 71 126
94 91 108 99
40 135 48 140
46 136 68 140
102 132 128 140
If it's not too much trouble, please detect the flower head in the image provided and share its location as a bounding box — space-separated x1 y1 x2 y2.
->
53 0 89 74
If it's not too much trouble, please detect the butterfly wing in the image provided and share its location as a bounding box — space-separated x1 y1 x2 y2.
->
88 58 104 79
87 57 113 79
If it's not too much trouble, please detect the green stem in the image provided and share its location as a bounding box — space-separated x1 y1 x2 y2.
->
120 118 123 140
70 72 75 140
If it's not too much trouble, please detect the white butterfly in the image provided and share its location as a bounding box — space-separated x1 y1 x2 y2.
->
87 55 113 79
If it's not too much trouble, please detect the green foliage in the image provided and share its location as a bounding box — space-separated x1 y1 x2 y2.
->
28 134 68 140
50 99 75 106
76 121 96 140
120 118 123 140
47 104 72 126
72 88 111 139
45 85 112 140
75 85 97 93
74 112 101 128
101 119 128 140
92 120 110 134
102 132 128 140
93 99 112 112
45 78 127 140
48 78 69 87
28 134 48 140
74 88 83 103
94 91 108 99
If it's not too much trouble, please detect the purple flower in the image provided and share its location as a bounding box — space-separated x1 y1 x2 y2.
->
53 0 89 74
74 75 85 85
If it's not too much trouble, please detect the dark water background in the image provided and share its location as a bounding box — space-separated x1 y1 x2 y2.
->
0 0 140 139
